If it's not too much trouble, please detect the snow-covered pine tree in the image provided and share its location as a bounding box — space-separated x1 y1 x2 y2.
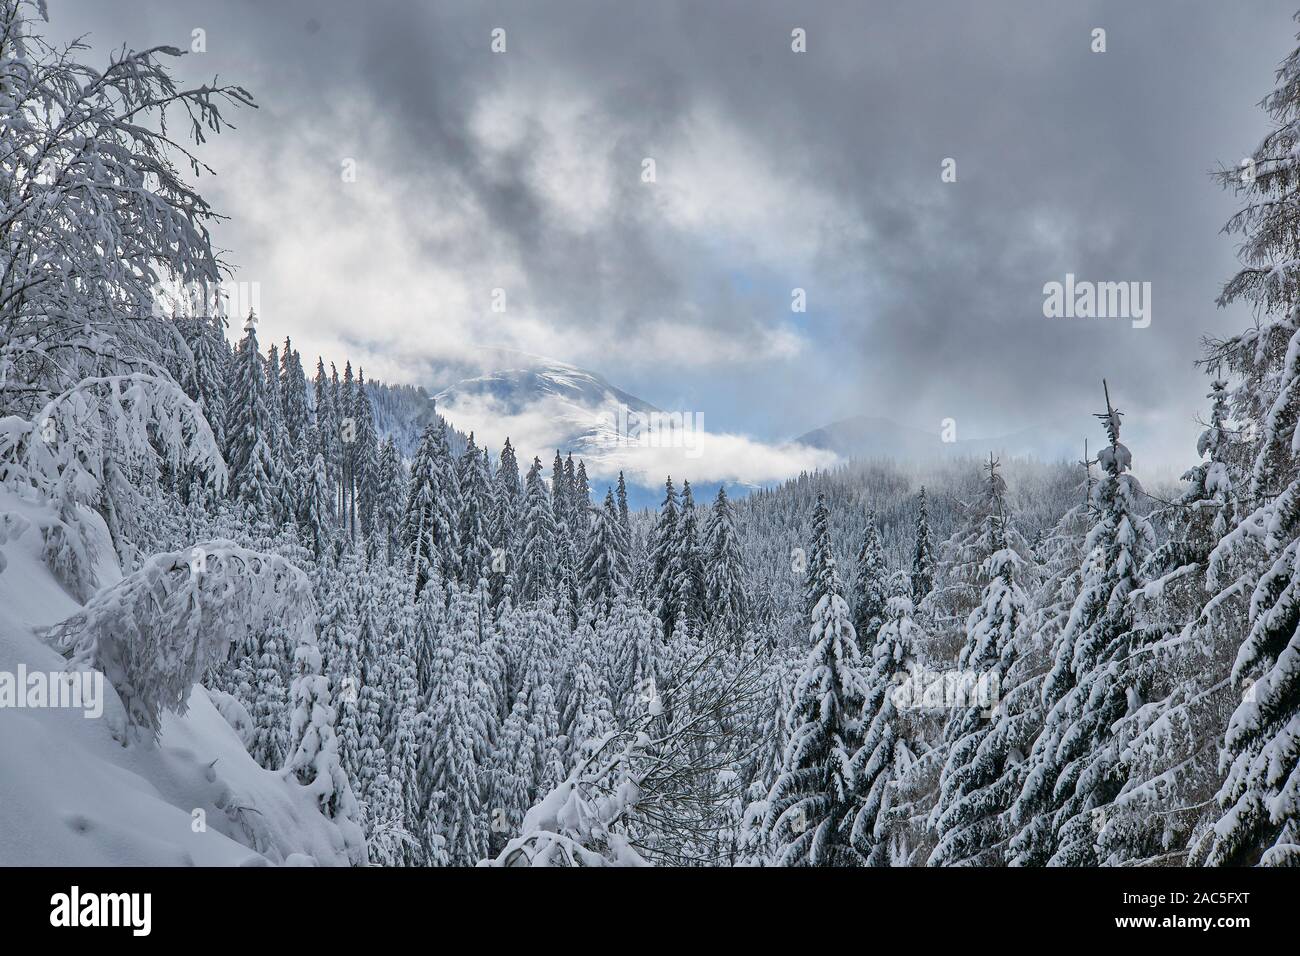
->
401 422 458 598
563 453 578 520
251 626 291 770
317 555 364 794
355 581 391 811
280 340 312 445
374 437 404 563
703 486 748 638
518 456 557 603
489 691 536 852
802 491 838 619
339 362 356 530
671 480 706 633
1032 442 1099 666
265 342 287 467
457 433 493 586
180 315 230 454
352 369 380 542
603 596 660 726
422 628 488 866
226 312 278 520
850 509 889 655
265 344 300 528
850 589 922 865
548 452 579 616
580 489 628 614
616 471 631 536
911 487 935 606
648 477 683 636
1010 383 1154 866
764 493 868 866
573 459 592 540
313 358 339 512
488 438 522 608
298 451 332 560
560 616 617 766
387 602 423 865
1100 380 1242 865
284 631 368 865
1178 24 1300 865
929 480 1031 866
923 455 1036 661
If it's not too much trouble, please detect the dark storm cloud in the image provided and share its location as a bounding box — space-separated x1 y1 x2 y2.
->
53 0 1300 467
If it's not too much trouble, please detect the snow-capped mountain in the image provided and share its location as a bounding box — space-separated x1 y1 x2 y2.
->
432 350 662 468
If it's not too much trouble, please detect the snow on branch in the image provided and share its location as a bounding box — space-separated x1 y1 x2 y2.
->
486 640 768 866
0 371 226 593
2 371 224 495
42 540 313 739
0 0 255 354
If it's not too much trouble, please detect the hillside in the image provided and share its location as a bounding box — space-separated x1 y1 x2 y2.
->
0 489 355 867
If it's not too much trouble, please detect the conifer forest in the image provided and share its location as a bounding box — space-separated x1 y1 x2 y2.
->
3 1 1300 910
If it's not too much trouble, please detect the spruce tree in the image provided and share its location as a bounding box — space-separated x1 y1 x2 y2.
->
573 459 592 540
851 509 889 653
616 471 631 535
924 456 1035 651
319 561 363 787
929 495 1030 866
648 477 683 636
313 357 339 514
299 451 332 560
457 434 493 586
1010 384 1154 866
352 368 380 541
560 617 616 764
388 607 423 865
280 339 311 442
226 311 277 518
490 692 536 854
672 480 706 632
518 457 557 603
284 638 367 864
374 437 403 562
422 616 487 865
180 314 229 452
339 362 356 531
251 628 290 770
803 493 837 619
703 486 748 637
911 487 935 605
850 591 922 865
1103 381 1242 865
401 422 458 598
764 494 868 866
580 489 628 614
1186 25 1300 865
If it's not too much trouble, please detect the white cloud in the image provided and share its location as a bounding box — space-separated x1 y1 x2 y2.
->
202 85 839 383
435 389 839 488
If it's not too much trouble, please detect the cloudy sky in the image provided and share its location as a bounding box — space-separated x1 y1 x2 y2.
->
53 0 1300 481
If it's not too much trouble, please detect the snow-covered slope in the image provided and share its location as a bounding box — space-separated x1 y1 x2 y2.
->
0 489 354 866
